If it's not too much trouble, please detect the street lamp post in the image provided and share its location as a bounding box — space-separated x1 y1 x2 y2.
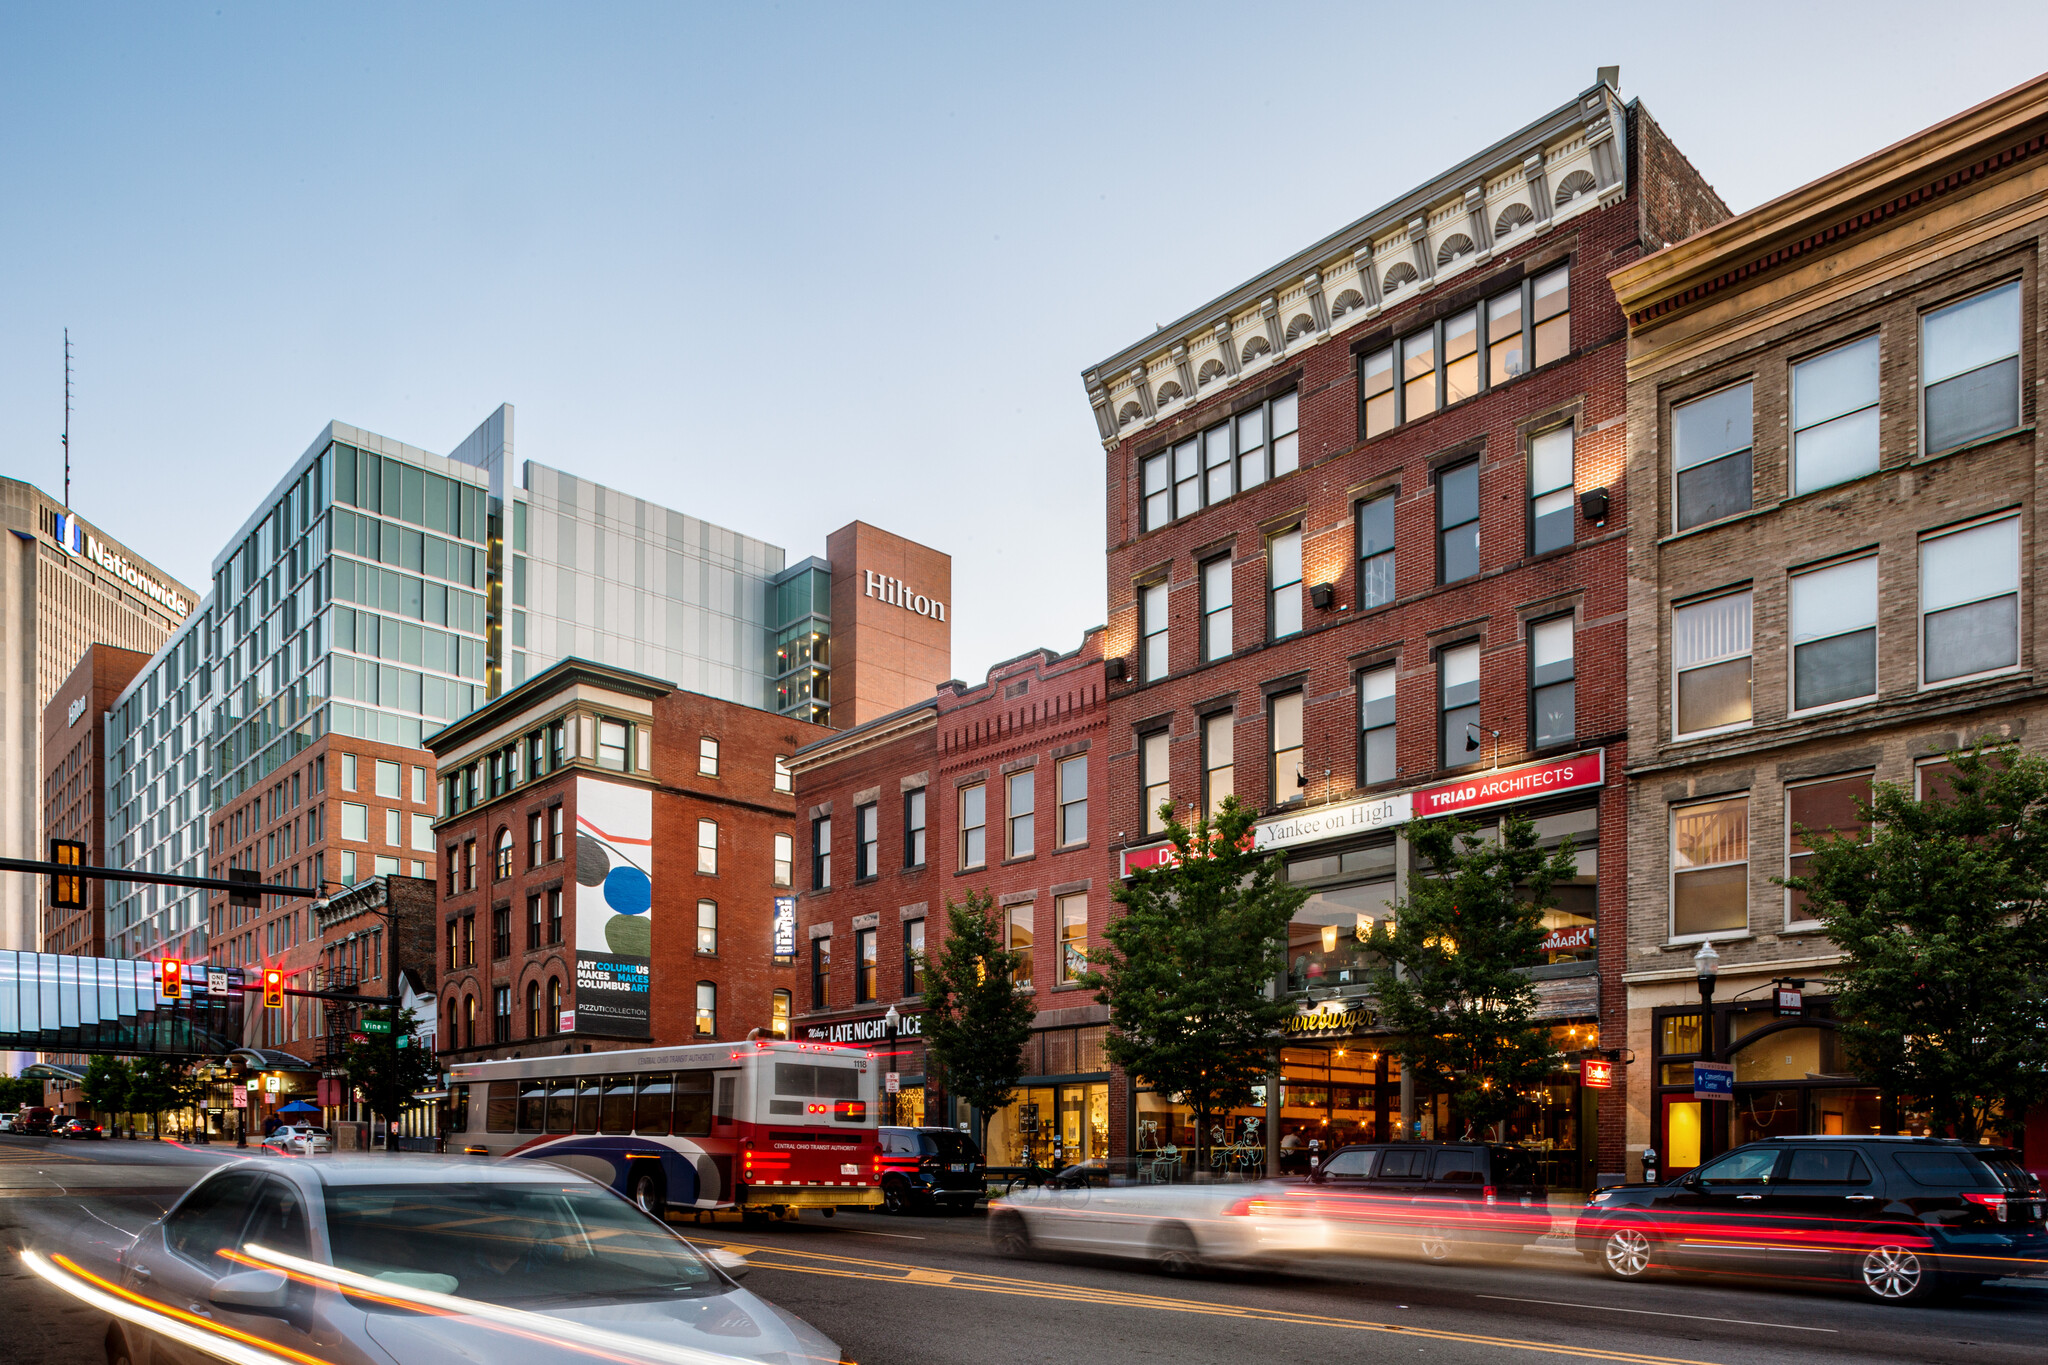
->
881 1004 900 1127
1693 939 1719 1167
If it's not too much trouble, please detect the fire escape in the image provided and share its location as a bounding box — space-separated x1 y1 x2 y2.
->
315 963 361 1072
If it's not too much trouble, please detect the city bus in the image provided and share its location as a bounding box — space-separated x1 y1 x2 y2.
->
446 1037 883 1220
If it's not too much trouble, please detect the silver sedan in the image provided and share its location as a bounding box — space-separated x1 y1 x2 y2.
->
98 1156 841 1365
990 1179 1330 1274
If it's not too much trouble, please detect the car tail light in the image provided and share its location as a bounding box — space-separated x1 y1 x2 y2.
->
1221 1197 1255 1217
1484 1184 1498 1206
1962 1192 2009 1222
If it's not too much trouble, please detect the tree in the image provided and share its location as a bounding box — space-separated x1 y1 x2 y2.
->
920 891 1036 1157
0 1074 43 1111
1369 812 1576 1139
1083 798 1304 1170
343 1006 438 1152
82 1055 132 1120
126 1058 205 1138
1785 743 2048 1143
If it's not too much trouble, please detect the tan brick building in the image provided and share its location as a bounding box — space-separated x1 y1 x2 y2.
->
1611 72 2048 1176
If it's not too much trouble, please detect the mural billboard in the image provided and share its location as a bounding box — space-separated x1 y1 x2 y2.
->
574 778 653 1037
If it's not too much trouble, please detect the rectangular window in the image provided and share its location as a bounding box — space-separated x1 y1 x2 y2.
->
1203 712 1234 818
1270 690 1304 806
528 811 543 867
341 803 367 842
1530 264 1570 367
1787 775 1870 926
904 917 925 995
1008 904 1034 986
526 895 541 950
1530 617 1575 748
1673 383 1754 532
1172 437 1199 519
1529 427 1575 555
1268 527 1303 639
1921 515 2019 684
1201 556 1233 661
1674 591 1753 736
698 737 719 776
493 986 510 1044
1362 348 1396 437
462 914 475 967
1360 664 1396 786
1437 460 1479 584
1235 406 1265 492
1204 421 1232 505
548 805 563 861
1007 770 1035 859
1487 287 1525 385
1401 329 1437 423
1357 492 1395 610
492 905 511 959
1142 450 1171 531
1791 557 1878 711
904 788 926 867
1056 892 1087 984
1673 797 1749 938
1793 335 1880 495
1442 308 1480 405
774 755 792 793
811 935 831 1009
696 818 717 875
770 992 791 1040
1923 280 2021 454
1270 390 1299 477
342 753 357 791
1140 580 1170 682
774 832 793 887
386 808 401 847
597 719 628 771
694 982 716 1037
1057 755 1087 846
1141 730 1171 836
855 927 876 1003
375 759 400 799
696 899 717 954
547 888 562 944
856 802 878 879
1439 643 1481 768
960 785 986 868
812 817 832 889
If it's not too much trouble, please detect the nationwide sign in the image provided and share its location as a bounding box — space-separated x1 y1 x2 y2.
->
1255 793 1412 853
1412 751 1604 818
52 518 191 619
802 1013 924 1045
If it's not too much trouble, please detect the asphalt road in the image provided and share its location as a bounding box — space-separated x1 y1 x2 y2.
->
5 1133 2045 1365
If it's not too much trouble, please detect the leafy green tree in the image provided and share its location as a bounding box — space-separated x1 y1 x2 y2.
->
1370 812 1575 1138
82 1055 132 1121
921 890 1037 1157
127 1058 205 1138
1083 798 1304 1169
1785 743 2048 1143
0 1074 44 1111
343 1006 438 1152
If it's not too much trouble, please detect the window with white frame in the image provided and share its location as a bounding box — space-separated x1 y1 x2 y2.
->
1361 269 1567 439
1438 643 1480 767
1141 730 1170 835
856 802 878 879
1007 770 1035 859
1529 427 1575 555
1268 527 1303 640
694 982 716 1036
1202 556 1233 661
1792 335 1880 496
1057 755 1087 846
1790 557 1878 711
773 832 792 887
1673 383 1754 532
1056 892 1087 984
698 736 719 777
1140 580 1170 682
1438 460 1479 584
1203 712 1234 818
1270 690 1304 806
1921 515 2020 683
696 899 717 954
696 818 717 875
960 785 986 869
904 788 926 867
1923 281 2021 454
1674 591 1753 736
1530 617 1575 748
812 816 831 889
598 719 629 771
774 754 792 793
1672 796 1749 939
1140 390 1300 528
1359 664 1396 786
1357 492 1395 609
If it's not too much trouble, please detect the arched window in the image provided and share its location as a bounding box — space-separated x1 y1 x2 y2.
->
526 981 542 1038
494 827 513 880
697 899 717 954
463 994 477 1049
771 989 792 1039
547 977 562 1034
695 982 716 1037
446 996 459 1048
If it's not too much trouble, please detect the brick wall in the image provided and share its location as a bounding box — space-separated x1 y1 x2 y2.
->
1630 104 1732 253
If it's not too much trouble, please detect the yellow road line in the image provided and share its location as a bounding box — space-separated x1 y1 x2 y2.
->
697 1238 1727 1365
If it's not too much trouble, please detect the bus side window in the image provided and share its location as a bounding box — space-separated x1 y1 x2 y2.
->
634 1074 673 1135
546 1080 575 1133
576 1079 602 1133
517 1080 546 1133
448 1085 470 1134
601 1076 634 1134
714 1073 738 1126
674 1073 713 1136
488 1081 518 1134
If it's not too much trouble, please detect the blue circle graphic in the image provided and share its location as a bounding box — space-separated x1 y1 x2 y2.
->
603 865 652 915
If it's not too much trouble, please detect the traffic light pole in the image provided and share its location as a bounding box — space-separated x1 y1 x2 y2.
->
2 854 317 902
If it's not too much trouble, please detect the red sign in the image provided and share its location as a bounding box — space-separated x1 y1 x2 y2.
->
1413 751 1604 818
1121 843 1178 876
1539 923 1595 954
1582 1058 1614 1089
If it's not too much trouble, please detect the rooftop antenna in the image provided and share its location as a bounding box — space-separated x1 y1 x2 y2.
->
62 329 73 508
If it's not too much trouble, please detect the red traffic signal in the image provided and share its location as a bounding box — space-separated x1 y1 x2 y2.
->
262 969 285 1009
160 958 184 1000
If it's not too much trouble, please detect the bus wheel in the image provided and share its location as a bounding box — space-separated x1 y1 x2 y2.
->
630 1171 666 1221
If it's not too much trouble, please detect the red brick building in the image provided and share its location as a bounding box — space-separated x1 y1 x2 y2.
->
42 643 150 957
427 658 825 1064
1084 75 1726 1187
790 631 1111 1164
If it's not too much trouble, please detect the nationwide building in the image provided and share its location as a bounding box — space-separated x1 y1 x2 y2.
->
788 631 1110 1164
1609 71 2048 1176
1084 72 1727 1188
2 477 195 958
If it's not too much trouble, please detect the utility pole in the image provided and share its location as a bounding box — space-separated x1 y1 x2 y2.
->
62 330 73 508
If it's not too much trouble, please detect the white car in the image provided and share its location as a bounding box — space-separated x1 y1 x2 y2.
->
0 1114 16 1133
990 1179 1329 1274
260 1124 333 1155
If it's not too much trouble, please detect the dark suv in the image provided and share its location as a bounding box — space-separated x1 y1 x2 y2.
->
878 1126 985 1215
1574 1137 2047 1302
1298 1141 1549 1263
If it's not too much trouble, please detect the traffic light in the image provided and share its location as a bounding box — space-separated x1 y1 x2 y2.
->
160 958 184 1000
228 866 260 909
49 839 85 910
262 968 285 1009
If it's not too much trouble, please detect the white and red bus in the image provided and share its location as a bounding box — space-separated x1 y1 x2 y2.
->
446 1038 883 1219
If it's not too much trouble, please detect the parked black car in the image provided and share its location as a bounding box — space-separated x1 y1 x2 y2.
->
1298 1141 1550 1263
877 1126 984 1214
56 1117 105 1139
1574 1136 2048 1302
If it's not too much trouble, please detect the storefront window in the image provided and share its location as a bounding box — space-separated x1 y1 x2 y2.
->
1530 807 1597 963
1729 1022 1854 1083
1286 840 1396 994
985 1082 1108 1169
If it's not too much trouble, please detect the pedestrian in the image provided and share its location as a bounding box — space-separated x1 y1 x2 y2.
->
262 1113 282 1137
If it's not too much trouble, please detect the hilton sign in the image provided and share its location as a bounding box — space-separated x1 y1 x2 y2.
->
864 570 945 621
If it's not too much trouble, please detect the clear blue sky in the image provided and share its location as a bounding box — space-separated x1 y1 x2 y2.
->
3 3 2044 681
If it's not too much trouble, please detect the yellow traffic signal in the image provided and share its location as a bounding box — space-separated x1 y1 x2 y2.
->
263 968 285 1009
161 958 184 1000
49 839 85 910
